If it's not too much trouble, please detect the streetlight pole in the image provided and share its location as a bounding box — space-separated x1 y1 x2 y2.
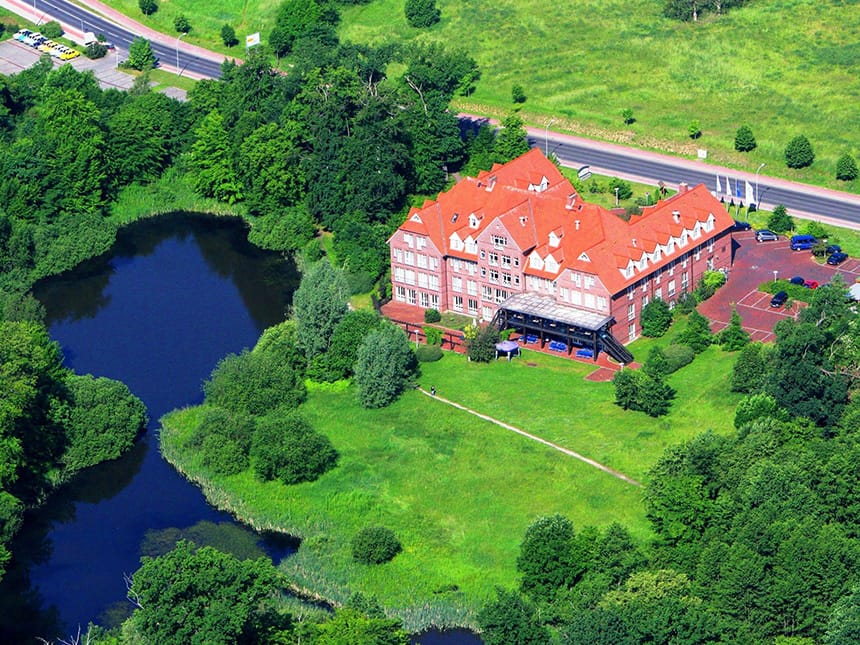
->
755 163 766 209
176 32 187 76
544 118 556 156
773 270 778 285
614 187 620 207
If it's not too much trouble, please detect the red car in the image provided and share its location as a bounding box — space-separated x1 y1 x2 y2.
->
804 280 819 289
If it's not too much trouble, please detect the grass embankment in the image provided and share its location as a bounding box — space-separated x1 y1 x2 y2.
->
160 323 740 630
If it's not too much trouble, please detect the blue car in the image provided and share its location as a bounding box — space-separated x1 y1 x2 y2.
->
827 252 849 266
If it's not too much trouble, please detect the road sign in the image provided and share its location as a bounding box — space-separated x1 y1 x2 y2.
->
577 165 592 181
246 32 260 48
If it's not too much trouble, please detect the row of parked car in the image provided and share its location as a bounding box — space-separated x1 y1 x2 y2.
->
13 29 80 61
752 227 850 265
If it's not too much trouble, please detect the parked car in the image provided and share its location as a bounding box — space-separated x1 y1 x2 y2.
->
14 29 32 42
827 251 849 266
789 276 805 286
756 229 779 242
770 291 789 308
826 244 842 255
790 234 818 251
732 220 752 231
804 280 820 289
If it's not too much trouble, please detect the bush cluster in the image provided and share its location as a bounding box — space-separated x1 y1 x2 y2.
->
416 344 443 362
351 526 401 564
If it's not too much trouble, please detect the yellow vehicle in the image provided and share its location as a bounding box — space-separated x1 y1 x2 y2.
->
60 48 80 60
37 40 55 53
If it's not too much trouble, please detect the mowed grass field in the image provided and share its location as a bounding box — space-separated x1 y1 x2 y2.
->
98 0 860 190
160 326 741 629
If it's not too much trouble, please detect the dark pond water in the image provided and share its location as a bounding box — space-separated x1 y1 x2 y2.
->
0 213 481 644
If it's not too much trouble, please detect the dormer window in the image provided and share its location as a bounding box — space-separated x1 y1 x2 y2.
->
549 231 561 248
469 213 480 229
451 213 459 223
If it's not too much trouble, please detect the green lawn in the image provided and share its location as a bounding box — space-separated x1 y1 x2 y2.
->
160 325 742 630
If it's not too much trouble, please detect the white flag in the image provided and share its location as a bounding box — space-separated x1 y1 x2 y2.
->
745 180 755 204
716 175 721 194
724 176 732 198
245 32 260 47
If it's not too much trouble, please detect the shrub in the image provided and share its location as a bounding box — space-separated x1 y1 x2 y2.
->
40 21 62 38
424 326 442 346
202 435 249 476
423 308 441 323
675 309 712 354
4 22 20 34
86 42 108 59
221 24 238 47
674 292 697 314
734 125 757 152
345 270 375 295
785 135 815 169
138 0 158 15
251 412 338 484
803 220 828 239
693 270 726 302
612 369 675 417
405 0 441 28
662 343 695 373
355 322 417 408
608 177 633 201
511 84 526 104
836 153 858 181
640 298 672 337
416 345 443 362
622 108 635 125
688 120 701 139
767 204 794 233
174 14 191 33
467 325 499 363
352 526 401 564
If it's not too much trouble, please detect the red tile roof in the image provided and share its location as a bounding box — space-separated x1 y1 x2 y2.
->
393 149 734 295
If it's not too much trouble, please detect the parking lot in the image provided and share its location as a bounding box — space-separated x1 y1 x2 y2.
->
0 38 186 99
698 230 859 342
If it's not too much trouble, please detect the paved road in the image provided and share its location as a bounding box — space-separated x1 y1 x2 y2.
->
4 0 225 77
534 132 860 227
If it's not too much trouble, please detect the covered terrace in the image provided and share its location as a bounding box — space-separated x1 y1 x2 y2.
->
492 293 633 364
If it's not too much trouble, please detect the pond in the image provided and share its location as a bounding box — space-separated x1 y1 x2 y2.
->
0 213 481 644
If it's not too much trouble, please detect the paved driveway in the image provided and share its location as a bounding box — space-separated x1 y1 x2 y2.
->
698 231 856 342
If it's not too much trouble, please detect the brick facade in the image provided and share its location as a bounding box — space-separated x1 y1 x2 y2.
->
388 149 734 342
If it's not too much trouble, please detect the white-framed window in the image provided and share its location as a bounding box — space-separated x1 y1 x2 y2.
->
404 270 415 285
492 234 507 249
417 254 428 268
452 276 462 292
502 273 512 286
416 236 427 249
513 257 520 267
407 289 417 305
394 248 403 263
430 256 439 270
629 323 637 341
489 270 499 283
482 306 493 320
467 280 477 296
404 251 414 266
480 249 486 259
641 280 648 293
584 275 596 289
628 303 636 321
394 267 405 283
420 292 429 308
584 294 596 308
681 272 689 290
429 275 440 290
482 286 492 299
655 268 662 284
597 296 607 311
481 267 487 277
430 294 439 308
560 287 569 302
404 233 414 248
501 255 512 268
642 294 650 307
668 280 676 297
571 290 582 305
418 273 429 288
656 288 662 301
488 252 499 266
694 246 701 261
571 272 582 287
468 298 478 314
453 295 464 312
707 239 715 253
451 258 462 272
628 286 635 300
395 286 406 302
514 275 520 285
494 288 508 303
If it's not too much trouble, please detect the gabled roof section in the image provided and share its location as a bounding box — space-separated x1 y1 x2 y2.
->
392 150 734 294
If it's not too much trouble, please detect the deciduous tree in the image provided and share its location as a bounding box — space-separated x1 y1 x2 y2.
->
640 299 672 337
493 113 529 163
405 0 441 28
292 260 350 360
188 109 243 203
354 321 416 408
518 514 582 600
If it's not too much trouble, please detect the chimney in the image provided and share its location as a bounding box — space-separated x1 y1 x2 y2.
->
672 210 681 224
519 216 528 227
486 175 497 192
575 220 580 231
678 182 688 194
565 192 577 209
